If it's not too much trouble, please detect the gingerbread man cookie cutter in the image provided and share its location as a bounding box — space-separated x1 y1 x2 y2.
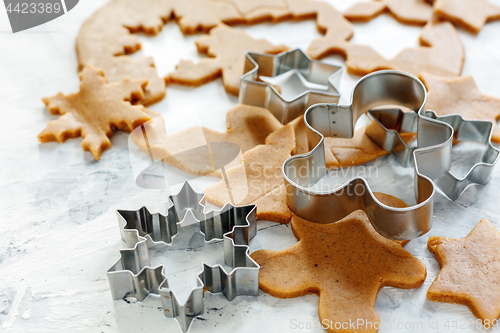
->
107 182 259 332
283 70 499 241
239 48 342 124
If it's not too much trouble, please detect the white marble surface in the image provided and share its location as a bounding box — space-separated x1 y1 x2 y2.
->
1 1 500 332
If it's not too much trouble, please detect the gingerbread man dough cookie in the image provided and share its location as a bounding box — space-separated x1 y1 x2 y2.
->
427 218 500 322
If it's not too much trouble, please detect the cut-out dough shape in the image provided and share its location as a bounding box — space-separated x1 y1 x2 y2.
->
432 0 500 34
421 72 500 143
168 24 288 96
76 0 174 106
427 218 500 321
40 65 152 160
77 0 242 66
76 0 243 106
76 0 174 66
307 18 464 78
73 0 355 107
344 0 433 25
251 209 426 332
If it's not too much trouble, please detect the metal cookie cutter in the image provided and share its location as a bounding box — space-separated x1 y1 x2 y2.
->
368 108 500 200
239 48 342 124
107 182 259 332
283 70 499 241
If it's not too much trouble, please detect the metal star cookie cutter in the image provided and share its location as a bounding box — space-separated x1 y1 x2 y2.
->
107 182 259 332
283 70 499 241
239 48 342 124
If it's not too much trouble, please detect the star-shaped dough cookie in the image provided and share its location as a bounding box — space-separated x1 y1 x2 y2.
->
167 24 288 96
421 72 500 143
40 65 151 160
251 210 426 332
433 0 500 34
427 218 500 321
344 0 432 25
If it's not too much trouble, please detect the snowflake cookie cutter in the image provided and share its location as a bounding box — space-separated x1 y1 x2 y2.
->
239 48 342 124
107 182 259 332
283 70 499 241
